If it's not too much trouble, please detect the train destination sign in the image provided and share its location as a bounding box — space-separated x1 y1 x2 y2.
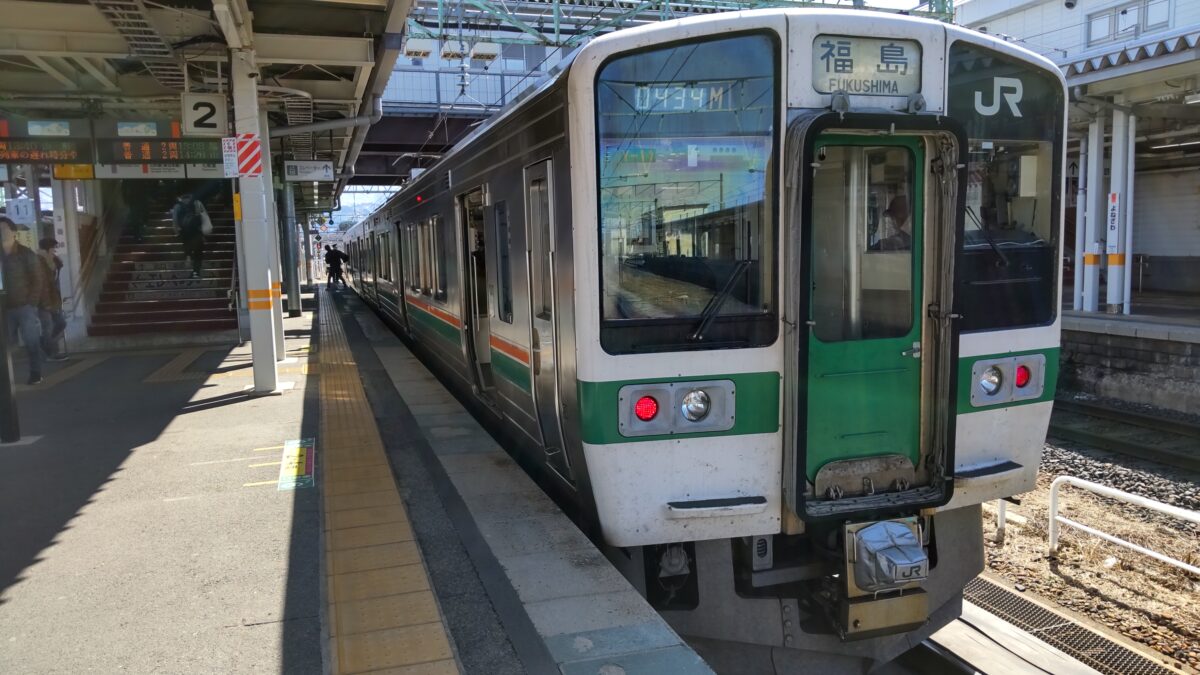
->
97 138 223 164
811 35 921 96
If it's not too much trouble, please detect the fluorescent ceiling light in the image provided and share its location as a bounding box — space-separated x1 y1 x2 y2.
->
1185 93 1200 105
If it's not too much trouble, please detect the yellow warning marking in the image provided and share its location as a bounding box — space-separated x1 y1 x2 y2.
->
252 445 285 453
17 355 108 390
144 348 206 384
248 300 273 310
233 192 242 220
243 480 277 487
249 461 281 468
317 290 456 672
189 456 262 466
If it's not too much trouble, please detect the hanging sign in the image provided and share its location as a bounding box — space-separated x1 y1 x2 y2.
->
182 93 228 137
284 160 334 182
0 165 7 182
53 164 95 180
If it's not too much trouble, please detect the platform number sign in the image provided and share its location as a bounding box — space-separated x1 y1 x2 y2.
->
182 93 228 137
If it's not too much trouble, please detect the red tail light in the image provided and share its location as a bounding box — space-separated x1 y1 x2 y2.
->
634 395 659 421
1015 365 1032 388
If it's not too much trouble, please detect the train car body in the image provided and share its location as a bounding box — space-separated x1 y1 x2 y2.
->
346 8 1065 669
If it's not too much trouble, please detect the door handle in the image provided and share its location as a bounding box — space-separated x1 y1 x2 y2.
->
901 342 921 359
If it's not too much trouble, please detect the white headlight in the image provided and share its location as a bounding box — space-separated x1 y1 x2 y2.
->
979 366 1003 396
681 389 710 421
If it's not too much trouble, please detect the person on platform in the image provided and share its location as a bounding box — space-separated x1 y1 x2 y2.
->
324 244 348 288
37 238 68 362
172 193 209 279
0 217 47 385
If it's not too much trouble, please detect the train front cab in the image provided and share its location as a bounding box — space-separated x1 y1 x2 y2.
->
567 11 1065 658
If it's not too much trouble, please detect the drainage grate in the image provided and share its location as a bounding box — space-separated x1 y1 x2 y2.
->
964 577 1178 675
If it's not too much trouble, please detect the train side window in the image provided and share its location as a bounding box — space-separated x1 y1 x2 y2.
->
418 220 431 294
379 233 389 281
528 178 552 317
433 215 448 301
408 225 420 293
494 201 513 323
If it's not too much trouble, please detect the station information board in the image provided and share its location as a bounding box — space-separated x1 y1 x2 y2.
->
0 138 93 163
97 139 223 164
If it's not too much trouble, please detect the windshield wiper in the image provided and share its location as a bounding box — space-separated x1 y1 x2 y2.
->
689 260 752 343
966 207 1010 267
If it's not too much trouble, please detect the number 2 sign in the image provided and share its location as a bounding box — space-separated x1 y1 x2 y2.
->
182 93 228 137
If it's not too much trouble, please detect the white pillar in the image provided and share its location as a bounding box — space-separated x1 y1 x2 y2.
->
231 48 279 393
1073 137 1087 311
1106 100 1128 313
1083 117 1103 312
259 110 286 359
1123 114 1137 314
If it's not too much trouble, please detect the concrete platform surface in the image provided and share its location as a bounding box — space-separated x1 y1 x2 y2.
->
0 310 322 673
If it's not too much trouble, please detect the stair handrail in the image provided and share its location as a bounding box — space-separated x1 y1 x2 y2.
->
227 255 240 311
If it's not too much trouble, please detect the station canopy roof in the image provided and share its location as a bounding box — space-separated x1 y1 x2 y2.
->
0 0 409 211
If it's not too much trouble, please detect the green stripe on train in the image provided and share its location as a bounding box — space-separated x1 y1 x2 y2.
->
956 347 1060 414
407 302 462 347
491 349 531 392
578 371 780 445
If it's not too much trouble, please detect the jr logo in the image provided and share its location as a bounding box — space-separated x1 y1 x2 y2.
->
974 77 1024 117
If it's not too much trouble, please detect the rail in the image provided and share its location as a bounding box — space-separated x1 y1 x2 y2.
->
1048 476 1200 577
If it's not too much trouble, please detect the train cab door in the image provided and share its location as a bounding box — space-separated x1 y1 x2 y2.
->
460 187 495 392
804 135 925 490
525 161 573 483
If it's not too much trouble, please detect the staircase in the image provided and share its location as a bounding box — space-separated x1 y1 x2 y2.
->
88 206 239 336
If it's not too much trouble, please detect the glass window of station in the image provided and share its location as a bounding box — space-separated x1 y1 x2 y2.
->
948 42 1064 332
595 34 779 354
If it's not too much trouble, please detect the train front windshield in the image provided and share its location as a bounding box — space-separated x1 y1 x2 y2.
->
948 42 1065 332
595 33 780 354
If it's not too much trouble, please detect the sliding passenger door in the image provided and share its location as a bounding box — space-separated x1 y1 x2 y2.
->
460 188 495 392
525 161 572 482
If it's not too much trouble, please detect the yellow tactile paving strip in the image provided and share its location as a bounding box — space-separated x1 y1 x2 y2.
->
319 291 460 674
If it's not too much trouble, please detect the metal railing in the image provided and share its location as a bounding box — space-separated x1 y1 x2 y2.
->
1048 476 1200 576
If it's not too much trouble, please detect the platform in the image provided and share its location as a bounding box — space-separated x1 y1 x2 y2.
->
0 290 710 674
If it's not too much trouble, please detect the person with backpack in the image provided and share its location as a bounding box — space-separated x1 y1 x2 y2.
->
172 193 211 279
37 237 68 362
323 244 348 288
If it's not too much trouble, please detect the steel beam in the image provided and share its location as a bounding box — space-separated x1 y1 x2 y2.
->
26 55 78 90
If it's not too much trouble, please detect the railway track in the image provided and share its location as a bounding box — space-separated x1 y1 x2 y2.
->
1049 399 1200 472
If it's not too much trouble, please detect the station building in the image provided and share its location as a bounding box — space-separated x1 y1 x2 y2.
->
959 0 1200 413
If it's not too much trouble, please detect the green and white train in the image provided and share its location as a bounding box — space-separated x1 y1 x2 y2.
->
346 8 1065 668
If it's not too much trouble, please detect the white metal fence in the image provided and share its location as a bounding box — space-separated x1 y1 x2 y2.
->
1048 475 1200 577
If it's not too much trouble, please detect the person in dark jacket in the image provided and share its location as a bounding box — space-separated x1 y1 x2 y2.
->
1 217 46 384
323 244 348 288
172 193 207 278
38 237 68 362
